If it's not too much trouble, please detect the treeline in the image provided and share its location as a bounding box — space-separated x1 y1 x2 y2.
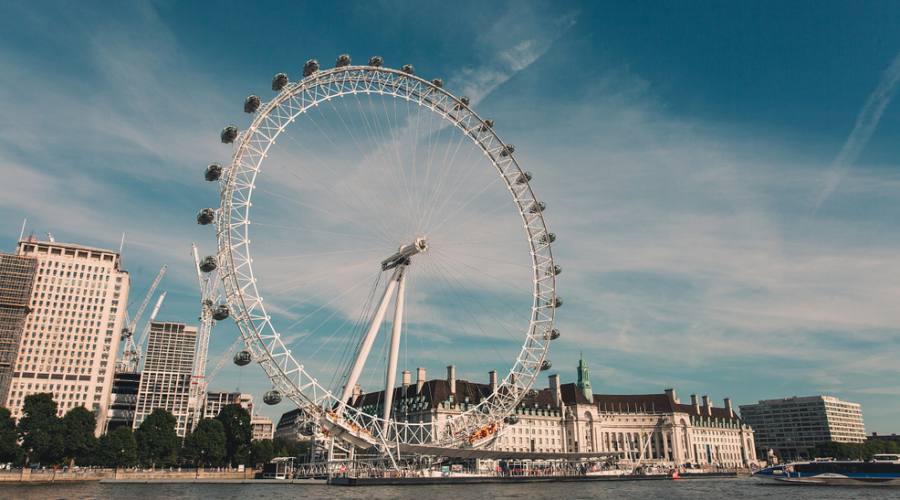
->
0 393 309 468
811 440 900 460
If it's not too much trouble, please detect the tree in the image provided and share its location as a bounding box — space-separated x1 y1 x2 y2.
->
272 437 311 463
215 404 251 467
250 439 274 467
181 418 226 467
18 393 64 466
0 407 21 464
135 409 179 468
62 406 97 467
96 426 138 467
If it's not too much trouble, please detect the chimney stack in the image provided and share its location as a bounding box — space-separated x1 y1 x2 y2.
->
402 370 411 389
549 374 562 407
489 370 497 393
702 395 711 415
352 384 362 405
724 397 733 418
416 367 426 393
447 365 456 395
664 388 678 404
691 394 699 413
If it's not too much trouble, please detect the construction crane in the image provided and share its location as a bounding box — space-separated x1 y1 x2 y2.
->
188 243 225 427
205 337 243 388
131 291 167 372
118 264 167 373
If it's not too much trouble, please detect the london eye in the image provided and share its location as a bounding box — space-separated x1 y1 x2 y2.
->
197 55 560 464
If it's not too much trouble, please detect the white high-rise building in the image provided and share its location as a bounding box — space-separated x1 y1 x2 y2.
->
133 321 197 437
740 395 866 461
4 237 130 435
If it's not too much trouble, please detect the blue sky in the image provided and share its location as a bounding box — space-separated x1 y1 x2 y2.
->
2 1 900 433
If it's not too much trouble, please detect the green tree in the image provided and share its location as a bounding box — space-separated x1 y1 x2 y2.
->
215 404 251 467
0 407 21 464
17 393 64 466
250 439 274 467
181 418 226 467
96 426 138 467
62 406 97 467
272 437 311 463
272 436 293 457
135 409 179 467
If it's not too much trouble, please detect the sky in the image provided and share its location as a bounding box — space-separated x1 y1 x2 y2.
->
1 1 900 433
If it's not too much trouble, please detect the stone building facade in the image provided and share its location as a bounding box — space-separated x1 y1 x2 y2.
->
4 238 130 435
348 357 757 468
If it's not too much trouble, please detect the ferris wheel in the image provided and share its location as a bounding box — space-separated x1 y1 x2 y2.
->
197 55 561 462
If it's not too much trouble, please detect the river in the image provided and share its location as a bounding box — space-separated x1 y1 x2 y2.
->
2 478 900 500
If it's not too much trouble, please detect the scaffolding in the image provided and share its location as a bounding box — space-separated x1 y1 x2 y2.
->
0 253 37 403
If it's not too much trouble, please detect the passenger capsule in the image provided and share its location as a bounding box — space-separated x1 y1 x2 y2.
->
205 163 223 182
220 125 238 144
299 421 316 436
432 78 443 88
539 232 556 244
212 304 230 321
454 96 470 110
551 296 563 308
244 95 261 113
233 350 252 366
303 59 320 77
263 390 282 405
478 120 494 132
271 73 289 92
540 360 552 371
529 201 546 214
199 256 217 273
196 208 216 225
545 328 561 341
547 264 562 276
368 56 383 67
516 171 532 184
500 144 515 157
401 64 415 74
335 54 351 67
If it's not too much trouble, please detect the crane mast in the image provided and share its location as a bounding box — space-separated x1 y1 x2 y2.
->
118 264 167 373
132 291 167 372
188 243 223 427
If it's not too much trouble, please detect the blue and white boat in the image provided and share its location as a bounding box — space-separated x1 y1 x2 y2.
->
755 454 900 486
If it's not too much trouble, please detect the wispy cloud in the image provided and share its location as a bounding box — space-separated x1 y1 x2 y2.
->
813 50 900 209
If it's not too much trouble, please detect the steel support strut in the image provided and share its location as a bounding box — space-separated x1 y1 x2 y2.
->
382 268 406 427
339 265 403 406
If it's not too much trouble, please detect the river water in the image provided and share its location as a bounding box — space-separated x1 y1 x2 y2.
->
2 478 899 499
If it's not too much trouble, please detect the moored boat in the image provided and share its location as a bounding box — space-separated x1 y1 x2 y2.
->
758 454 900 486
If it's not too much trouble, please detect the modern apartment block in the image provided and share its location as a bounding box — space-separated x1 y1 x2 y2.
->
4 238 129 434
251 414 275 441
0 252 38 403
134 321 197 437
204 391 254 419
739 395 866 460
104 371 142 432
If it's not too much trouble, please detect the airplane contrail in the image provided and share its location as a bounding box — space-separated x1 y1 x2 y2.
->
813 50 900 210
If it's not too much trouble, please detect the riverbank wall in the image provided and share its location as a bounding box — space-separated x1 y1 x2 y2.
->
0 467 255 483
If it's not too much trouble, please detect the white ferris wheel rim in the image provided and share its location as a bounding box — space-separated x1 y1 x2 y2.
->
214 63 558 450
